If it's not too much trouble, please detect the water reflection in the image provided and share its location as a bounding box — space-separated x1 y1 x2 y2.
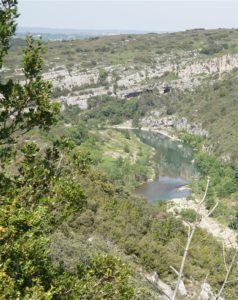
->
134 130 197 179
133 130 199 201
136 176 192 202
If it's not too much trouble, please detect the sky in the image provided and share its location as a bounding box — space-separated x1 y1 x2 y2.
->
18 1 238 32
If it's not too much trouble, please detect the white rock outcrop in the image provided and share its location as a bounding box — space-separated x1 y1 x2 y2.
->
44 53 238 108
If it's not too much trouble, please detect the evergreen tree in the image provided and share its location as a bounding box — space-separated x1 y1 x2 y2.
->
0 1 135 298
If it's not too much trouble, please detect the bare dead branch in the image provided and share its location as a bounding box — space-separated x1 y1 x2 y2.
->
215 248 238 299
196 176 210 219
172 177 211 300
205 201 219 218
170 266 179 276
222 242 228 273
172 224 196 300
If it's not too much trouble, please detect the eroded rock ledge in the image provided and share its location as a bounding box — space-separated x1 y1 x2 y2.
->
44 53 238 109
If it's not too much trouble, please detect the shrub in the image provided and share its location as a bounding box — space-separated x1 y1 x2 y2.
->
180 208 198 222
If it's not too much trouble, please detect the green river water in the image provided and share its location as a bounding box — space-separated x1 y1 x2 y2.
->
134 130 199 202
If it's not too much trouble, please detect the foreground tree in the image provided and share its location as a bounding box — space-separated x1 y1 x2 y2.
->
0 2 59 144
0 1 136 298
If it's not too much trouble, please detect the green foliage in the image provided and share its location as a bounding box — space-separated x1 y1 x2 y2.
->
98 68 108 84
229 211 238 230
180 208 198 222
0 139 89 293
159 71 179 81
179 131 203 152
50 171 238 296
124 143 130 153
180 132 238 222
2 5 238 298
205 187 216 211
4 28 238 75
159 69 238 159
82 129 155 189
0 4 136 298
86 95 138 125
59 103 81 124
86 94 152 126
200 42 228 55
123 129 131 140
0 135 139 298
0 0 18 68
74 255 135 299
195 151 238 199
69 122 89 145
0 34 59 145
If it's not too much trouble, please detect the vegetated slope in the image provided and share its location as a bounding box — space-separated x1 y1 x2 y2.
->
4 28 238 98
157 68 238 160
50 164 238 299
24 121 238 298
6 28 238 72
37 27 238 162
4 27 238 298
79 67 238 160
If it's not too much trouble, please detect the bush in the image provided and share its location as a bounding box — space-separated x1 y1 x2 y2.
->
229 212 238 230
180 208 198 222
124 144 130 153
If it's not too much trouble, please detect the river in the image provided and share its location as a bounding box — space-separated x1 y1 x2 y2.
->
134 130 199 202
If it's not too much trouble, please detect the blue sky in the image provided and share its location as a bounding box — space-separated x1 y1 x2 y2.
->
18 1 238 31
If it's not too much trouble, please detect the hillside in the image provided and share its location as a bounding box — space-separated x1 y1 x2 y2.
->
2 21 238 299
3 28 238 159
152 68 238 160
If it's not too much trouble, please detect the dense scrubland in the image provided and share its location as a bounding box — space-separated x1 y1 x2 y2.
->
4 28 238 74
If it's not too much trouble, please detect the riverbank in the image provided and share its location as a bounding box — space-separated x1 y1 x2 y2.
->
109 123 238 250
136 176 192 202
110 123 197 201
108 120 180 141
86 129 156 190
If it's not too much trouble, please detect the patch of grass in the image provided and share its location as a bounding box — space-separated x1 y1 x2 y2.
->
159 71 179 82
87 129 155 189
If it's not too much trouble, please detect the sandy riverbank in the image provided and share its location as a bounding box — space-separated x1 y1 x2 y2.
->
107 120 180 141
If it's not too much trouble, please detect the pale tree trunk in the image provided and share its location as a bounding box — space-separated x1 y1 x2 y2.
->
171 177 214 300
171 225 196 300
215 247 238 300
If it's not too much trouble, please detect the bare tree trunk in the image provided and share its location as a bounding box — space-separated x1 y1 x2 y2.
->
171 177 212 300
171 225 196 300
215 248 238 299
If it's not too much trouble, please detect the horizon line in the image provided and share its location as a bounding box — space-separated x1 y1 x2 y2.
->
17 26 238 33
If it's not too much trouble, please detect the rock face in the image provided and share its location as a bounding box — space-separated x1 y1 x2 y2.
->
141 111 209 137
44 53 238 108
178 280 188 297
199 283 213 300
143 268 228 299
145 271 188 299
198 283 225 300
144 271 173 300
43 67 99 89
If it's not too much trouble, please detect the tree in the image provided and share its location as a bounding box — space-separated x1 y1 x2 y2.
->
0 1 136 298
0 1 59 145
0 0 18 68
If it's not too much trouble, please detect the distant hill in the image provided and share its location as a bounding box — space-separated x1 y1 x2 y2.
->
16 27 155 41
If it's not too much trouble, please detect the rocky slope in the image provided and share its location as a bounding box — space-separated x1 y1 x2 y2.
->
44 53 238 109
140 111 209 137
